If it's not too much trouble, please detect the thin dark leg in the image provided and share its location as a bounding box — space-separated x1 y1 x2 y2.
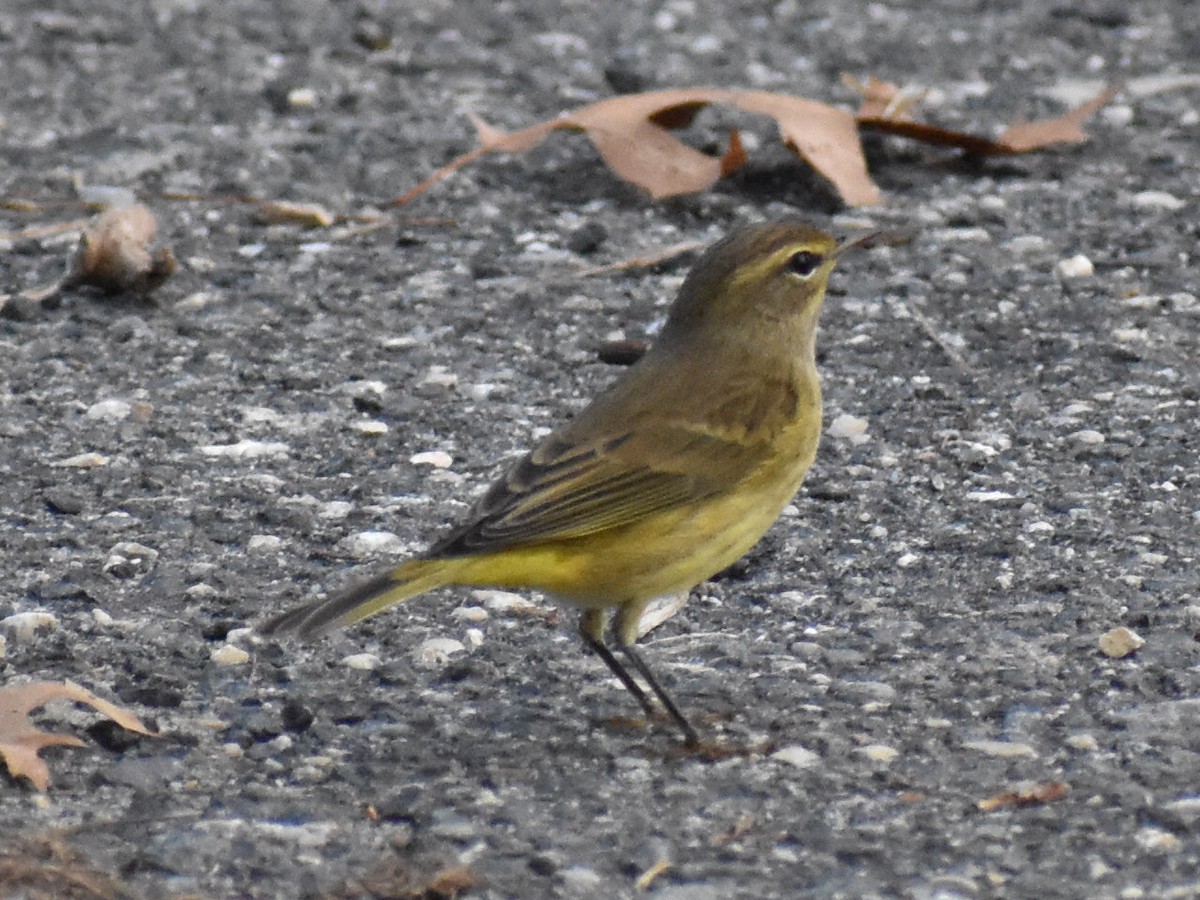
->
579 626 658 720
618 642 700 747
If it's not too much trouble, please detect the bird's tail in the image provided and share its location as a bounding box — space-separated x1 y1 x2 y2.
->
260 557 465 638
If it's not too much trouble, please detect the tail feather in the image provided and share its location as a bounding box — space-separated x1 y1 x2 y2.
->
260 557 459 638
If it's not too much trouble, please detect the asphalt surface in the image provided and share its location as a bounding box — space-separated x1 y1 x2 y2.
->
1 1 1198 898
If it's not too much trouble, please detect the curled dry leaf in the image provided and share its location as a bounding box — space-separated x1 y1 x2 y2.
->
851 75 1117 155
61 203 176 296
396 87 881 207
395 79 1113 208
0 680 156 791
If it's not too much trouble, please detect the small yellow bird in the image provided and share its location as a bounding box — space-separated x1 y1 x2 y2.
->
262 221 877 746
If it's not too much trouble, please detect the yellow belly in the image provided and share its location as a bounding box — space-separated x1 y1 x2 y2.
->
454 429 818 608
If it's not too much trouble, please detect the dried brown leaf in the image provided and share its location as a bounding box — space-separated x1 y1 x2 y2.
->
996 85 1118 151
858 81 1115 155
0 680 156 791
978 781 1070 812
395 87 880 207
61 204 176 295
395 80 1110 208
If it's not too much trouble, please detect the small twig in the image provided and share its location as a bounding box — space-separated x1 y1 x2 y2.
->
891 297 971 371
577 239 705 277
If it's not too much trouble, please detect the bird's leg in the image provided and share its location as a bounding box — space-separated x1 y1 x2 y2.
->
579 609 657 721
610 606 701 748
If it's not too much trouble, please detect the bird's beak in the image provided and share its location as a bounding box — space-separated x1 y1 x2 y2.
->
832 226 917 258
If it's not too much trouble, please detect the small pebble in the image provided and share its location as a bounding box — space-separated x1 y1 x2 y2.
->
342 653 382 671
1 611 59 641
1099 626 1144 659
1070 429 1106 445
53 452 110 468
771 745 820 770
410 450 453 468
286 87 318 108
963 739 1036 758
1065 733 1099 752
211 645 250 666
85 398 133 422
473 589 538 613
1134 826 1180 852
1132 190 1184 211
341 530 403 558
353 420 389 436
1055 254 1094 279
91 608 115 627
827 413 870 444
412 637 466 668
859 744 899 763
199 439 290 459
247 534 284 554
451 605 489 623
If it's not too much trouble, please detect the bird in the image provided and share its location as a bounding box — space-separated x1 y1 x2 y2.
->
262 220 878 746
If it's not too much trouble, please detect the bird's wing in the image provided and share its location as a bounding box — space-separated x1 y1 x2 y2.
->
429 417 771 556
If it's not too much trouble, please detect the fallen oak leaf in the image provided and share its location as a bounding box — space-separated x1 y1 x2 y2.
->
996 84 1118 152
0 680 156 791
856 79 1116 155
394 87 881 207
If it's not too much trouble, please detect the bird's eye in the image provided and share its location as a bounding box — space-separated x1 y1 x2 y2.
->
786 250 823 278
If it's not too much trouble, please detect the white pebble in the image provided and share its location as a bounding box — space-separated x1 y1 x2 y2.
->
1070 430 1106 445
896 552 920 568
185 584 220 600
1134 826 1180 852
199 439 290 459
91 608 115 627
963 739 1036 758
225 627 256 646
1004 235 1049 256
1025 521 1054 534
1065 733 1099 752
1055 254 1094 279
248 534 284 554
413 637 466 668
319 501 354 520
53 452 110 468
1101 104 1134 127
473 589 537 613
451 605 490 623
287 87 318 108
342 653 382 671
1132 190 1185 211
965 490 1018 502
1 611 58 641
85 398 133 422
421 366 458 388
859 744 899 763
465 628 484 648
352 420 389 436
1099 626 1144 659
827 413 870 445
410 450 453 468
771 745 820 769
211 645 250 666
341 530 403 558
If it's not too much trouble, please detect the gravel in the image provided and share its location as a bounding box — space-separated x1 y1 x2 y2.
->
2 1 1198 898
